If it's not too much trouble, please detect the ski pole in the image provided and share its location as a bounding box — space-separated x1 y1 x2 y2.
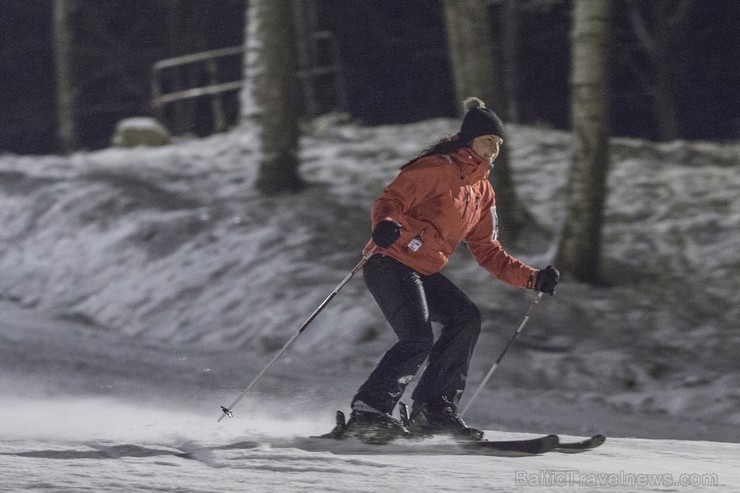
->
218 247 378 422
461 291 544 417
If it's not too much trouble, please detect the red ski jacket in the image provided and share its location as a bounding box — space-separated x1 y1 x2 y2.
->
363 147 537 289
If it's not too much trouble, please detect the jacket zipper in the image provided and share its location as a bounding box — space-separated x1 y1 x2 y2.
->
461 190 471 219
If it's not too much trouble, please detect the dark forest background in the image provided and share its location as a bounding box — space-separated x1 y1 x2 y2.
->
1 0 738 155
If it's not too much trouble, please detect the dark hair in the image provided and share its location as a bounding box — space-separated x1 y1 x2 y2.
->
400 135 468 169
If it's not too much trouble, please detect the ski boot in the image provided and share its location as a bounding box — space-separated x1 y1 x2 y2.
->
409 397 484 441
343 409 411 444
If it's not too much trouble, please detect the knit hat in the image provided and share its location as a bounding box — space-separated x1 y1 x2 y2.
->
458 97 505 143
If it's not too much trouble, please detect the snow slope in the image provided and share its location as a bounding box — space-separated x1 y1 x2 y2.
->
1 397 738 492
0 118 739 491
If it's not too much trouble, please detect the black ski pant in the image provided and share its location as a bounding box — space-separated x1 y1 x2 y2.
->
352 254 481 414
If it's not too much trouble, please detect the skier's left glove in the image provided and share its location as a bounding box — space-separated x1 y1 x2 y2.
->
535 265 560 295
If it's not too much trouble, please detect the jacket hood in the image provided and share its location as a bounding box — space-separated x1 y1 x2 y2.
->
450 147 491 183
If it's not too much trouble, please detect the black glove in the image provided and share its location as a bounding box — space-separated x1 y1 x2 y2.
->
372 220 402 248
535 265 560 295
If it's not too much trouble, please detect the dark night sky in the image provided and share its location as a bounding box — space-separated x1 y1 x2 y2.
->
1 0 738 154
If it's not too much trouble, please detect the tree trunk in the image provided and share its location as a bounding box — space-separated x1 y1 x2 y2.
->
241 0 260 121
53 0 76 154
501 0 521 123
625 0 693 141
244 0 304 194
556 0 613 283
441 0 531 242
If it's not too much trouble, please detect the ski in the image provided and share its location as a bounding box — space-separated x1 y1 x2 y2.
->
212 432 604 458
460 434 560 455
555 433 606 453
315 410 605 456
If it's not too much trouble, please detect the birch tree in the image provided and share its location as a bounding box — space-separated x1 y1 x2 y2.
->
441 0 531 241
556 0 613 283
53 0 76 154
243 0 304 193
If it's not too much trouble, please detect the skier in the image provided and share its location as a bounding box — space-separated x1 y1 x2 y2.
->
344 97 560 441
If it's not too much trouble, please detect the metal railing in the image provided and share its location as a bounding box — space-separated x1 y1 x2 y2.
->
151 46 244 133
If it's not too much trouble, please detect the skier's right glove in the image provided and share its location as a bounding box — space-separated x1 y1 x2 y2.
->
372 220 402 248
535 265 560 295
